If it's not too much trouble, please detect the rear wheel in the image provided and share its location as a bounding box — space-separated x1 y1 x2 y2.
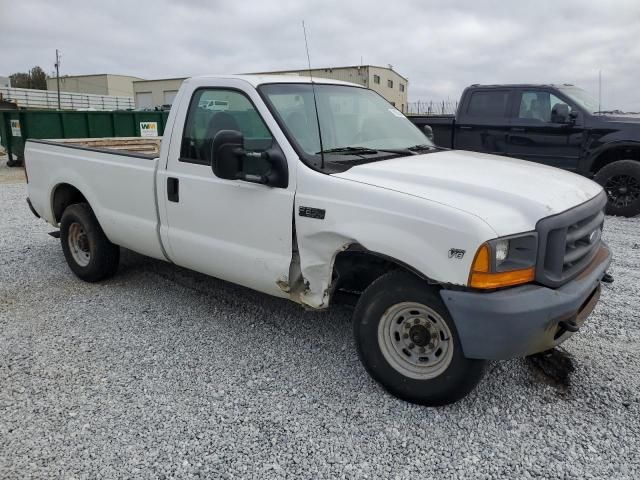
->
594 159 640 217
353 270 485 406
60 203 120 282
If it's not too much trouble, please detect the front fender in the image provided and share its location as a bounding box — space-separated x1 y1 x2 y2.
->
583 139 640 174
294 171 496 309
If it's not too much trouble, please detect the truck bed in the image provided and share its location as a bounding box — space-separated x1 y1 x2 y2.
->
408 115 455 148
54 137 162 157
25 139 166 261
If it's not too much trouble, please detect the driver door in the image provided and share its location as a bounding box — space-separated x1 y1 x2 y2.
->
160 85 295 298
506 89 584 170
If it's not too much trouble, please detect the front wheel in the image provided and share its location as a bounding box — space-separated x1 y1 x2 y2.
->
353 271 485 406
594 159 640 217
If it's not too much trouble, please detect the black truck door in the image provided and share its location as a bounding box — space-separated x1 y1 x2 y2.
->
506 89 583 170
454 89 512 156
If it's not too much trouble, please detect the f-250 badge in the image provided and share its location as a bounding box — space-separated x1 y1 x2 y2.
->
448 248 465 259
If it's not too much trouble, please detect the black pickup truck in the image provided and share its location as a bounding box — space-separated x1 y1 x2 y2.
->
409 84 640 217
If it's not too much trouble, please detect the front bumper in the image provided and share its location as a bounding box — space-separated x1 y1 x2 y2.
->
440 244 611 360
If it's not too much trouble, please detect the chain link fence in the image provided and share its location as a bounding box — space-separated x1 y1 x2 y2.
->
0 87 135 111
407 100 458 116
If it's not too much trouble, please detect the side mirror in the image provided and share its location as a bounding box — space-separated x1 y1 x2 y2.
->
210 130 288 188
211 130 244 180
422 124 434 142
551 103 570 123
569 110 578 123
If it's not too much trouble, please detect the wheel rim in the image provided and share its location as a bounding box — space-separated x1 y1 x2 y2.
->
68 222 91 267
377 302 454 380
604 174 640 208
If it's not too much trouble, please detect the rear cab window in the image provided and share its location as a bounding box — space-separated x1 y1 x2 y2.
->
465 90 510 119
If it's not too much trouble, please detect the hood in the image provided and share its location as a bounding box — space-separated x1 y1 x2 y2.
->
333 150 603 236
598 113 640 124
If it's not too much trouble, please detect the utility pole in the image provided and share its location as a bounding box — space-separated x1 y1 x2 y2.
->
55 49 61 110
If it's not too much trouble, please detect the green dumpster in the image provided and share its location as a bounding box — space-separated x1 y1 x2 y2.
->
0 109 170 166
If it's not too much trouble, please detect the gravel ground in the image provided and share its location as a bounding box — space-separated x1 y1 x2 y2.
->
1 158 639 479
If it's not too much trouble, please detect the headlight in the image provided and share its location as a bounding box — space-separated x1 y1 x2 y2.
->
495 239 509 265
469 233 538 289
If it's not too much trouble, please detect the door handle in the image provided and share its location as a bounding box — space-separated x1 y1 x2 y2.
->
459 125 473 130
510 127 526 132
167 177 179 202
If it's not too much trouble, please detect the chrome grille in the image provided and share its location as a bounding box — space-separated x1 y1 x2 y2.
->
564 210 604 269
535 191 607 288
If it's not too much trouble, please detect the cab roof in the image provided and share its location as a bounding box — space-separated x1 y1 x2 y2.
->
187 74 361 88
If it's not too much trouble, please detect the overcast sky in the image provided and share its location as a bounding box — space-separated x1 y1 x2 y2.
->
2 0 640 110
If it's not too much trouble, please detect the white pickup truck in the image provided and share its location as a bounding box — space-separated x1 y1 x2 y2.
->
25 75 611 405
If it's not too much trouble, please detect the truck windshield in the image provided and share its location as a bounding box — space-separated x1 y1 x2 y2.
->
558 86 600 113
259 83 432 166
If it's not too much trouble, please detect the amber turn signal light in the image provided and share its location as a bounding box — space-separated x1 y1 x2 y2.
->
468 243 535 289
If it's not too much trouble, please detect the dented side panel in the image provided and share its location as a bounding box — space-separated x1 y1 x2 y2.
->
291 230 354 308
292 165 497 309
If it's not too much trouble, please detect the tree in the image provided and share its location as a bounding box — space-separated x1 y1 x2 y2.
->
9 72 30 88
29 66 48 90
9 66 48 90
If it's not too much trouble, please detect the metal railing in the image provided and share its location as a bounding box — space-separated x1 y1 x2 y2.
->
407 100 458 116
0 87 135 111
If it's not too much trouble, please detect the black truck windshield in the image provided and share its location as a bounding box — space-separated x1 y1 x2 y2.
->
259 83 432 168
559 86 600 113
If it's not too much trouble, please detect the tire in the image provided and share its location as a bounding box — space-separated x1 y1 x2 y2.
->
353 270 485 406
60 203 120 282
594 159 640 217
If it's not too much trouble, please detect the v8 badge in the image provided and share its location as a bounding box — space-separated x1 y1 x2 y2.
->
448 248 465 259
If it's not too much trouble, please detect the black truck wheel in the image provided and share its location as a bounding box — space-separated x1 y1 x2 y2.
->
353 270 485 406
594 160 640 217
60 203 120 282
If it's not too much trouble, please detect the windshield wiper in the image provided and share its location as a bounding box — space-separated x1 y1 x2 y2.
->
317 145 433 158
358 145 436 155
406 144 436 152
316 146 380 155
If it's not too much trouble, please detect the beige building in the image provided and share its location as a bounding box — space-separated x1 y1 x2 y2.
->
132 65 409 112
132 77 184 109
46 74 143 97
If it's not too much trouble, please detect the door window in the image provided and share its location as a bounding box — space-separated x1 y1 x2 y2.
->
518 91 570 123
466 90 509 118
180 89 273 165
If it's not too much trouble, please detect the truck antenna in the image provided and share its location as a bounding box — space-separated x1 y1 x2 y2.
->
598 70 602 114
302 20 325 169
